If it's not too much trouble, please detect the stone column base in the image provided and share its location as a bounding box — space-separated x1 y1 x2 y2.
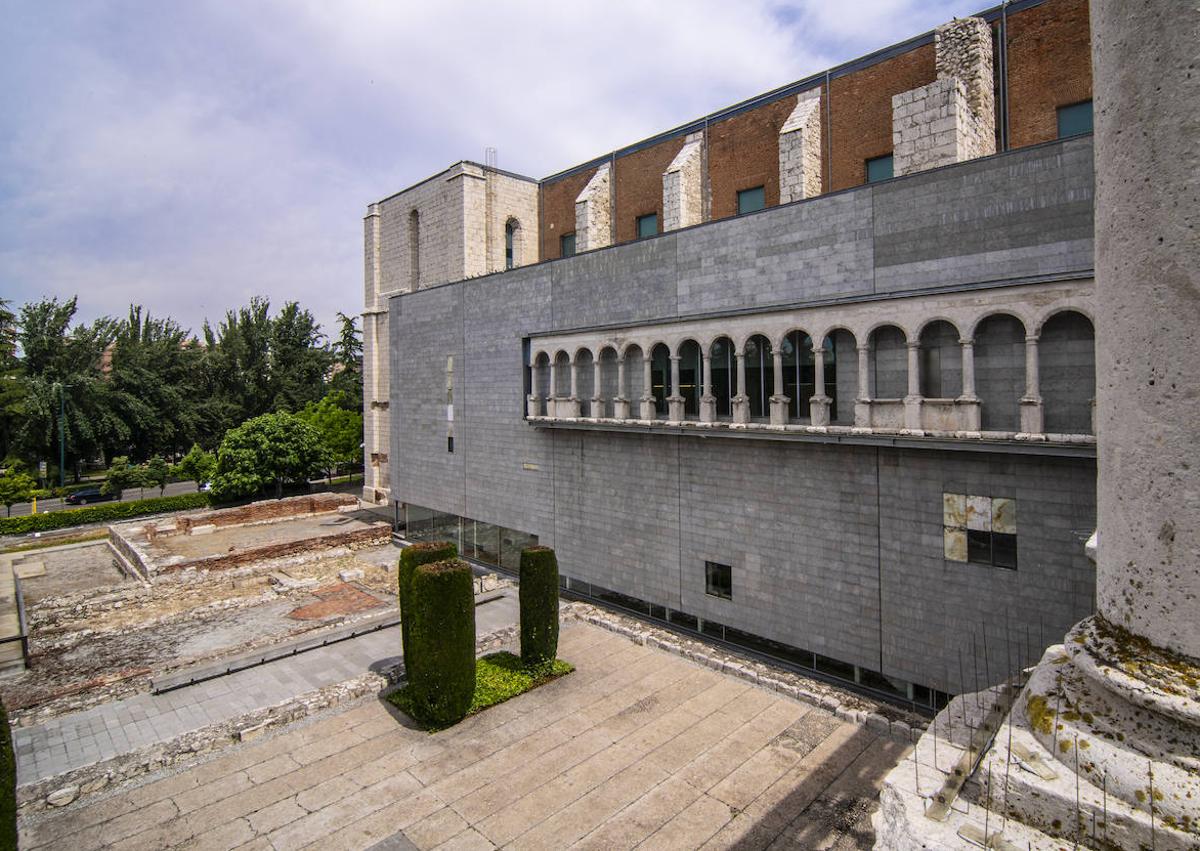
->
1019 397 1044 438
769 395 790 426
854 399 873 430
809 395 831 427
590 397 604 419
732 395 750 425
699 395 717 423
526 395 541 418
902 396 924 434
639 397 657 421
561 397 581 419
613 398 631 420
955 396 980 432
667 395 685 423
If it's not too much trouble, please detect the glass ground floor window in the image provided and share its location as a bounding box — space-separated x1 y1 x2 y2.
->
399 502 538 574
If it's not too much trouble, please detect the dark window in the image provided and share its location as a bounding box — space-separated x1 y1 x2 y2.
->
705 561 732 599
505 220 517 269
447 435 454 453
967 529 1018 570
866 154 894 183
1057 100 1093 138
560 232 576 258
636 213 658 239
737 186 765 215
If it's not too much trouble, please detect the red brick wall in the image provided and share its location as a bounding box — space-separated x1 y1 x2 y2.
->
175 493 356 532
829 44 936 191
614 137 685 242
1005 0 1093 148
707 96 797 221
539 167 598 260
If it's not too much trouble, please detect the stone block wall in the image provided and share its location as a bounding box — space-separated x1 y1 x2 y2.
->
662 136 703 231
575 164 612 252
893 77 991 176
934 16 995 131
778 92 822 204
481 170 540 274
375 164 467 297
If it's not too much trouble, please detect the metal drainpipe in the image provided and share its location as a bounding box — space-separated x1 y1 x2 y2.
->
1000 1 1011 151
824 71 832 192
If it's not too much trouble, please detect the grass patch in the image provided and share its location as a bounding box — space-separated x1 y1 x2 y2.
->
389 651 573 731
0 529 109 554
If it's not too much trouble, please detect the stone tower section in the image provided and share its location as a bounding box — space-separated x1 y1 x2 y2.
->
778 91 823 204
662 135 703 231
574 164 612 252
892 17 996 177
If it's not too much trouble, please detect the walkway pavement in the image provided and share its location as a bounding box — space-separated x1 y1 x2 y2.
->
19 620 908 850
14 592 519 785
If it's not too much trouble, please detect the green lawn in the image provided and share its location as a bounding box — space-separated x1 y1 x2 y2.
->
389 652 573 731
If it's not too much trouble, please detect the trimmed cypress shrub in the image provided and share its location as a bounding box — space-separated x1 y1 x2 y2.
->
0 701 14 851
519 546 560 668
398 541 457 664
407 559 476 726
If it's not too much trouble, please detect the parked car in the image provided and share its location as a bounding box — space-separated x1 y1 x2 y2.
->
64 487 117 505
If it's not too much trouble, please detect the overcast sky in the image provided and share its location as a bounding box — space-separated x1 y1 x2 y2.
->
1 0 982 339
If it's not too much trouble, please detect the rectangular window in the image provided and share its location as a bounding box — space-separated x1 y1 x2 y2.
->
737 186 765 215
705 561 732 599
1057 100 1093 138
866 154 894 183
560 232 576 258
636 213 658 239
943 493 1018 570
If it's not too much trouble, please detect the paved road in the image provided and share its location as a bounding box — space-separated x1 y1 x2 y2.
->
6 481 201 517
14 591 519 786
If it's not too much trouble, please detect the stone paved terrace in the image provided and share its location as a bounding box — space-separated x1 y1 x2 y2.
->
19 619 908 850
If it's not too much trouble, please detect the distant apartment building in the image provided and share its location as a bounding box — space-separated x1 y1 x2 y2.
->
363 0 1097 707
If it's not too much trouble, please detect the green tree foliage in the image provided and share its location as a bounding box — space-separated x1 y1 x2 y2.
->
173 444 216 490
329 312 363 410
0 464 36 517
103 455 149 498
406 559 476 727
145 456 170 496
0 300 23 464
398 541 458 667
298 392 363 479
519 546 561 668
210 412 328 501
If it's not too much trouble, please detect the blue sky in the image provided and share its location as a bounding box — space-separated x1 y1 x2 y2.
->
0 0 981 339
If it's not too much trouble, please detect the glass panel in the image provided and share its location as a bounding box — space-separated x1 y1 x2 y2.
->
637 213 658 239
560 232 576 258
992 533 1018 569
679 341 701 416
737 186 765 215
824 335 838 421
701 619 725 640
705 561 732 599
723 626 816 669
711 338 733 417
782 333 798 419
1057 101 1093 138
866 154 894 183
668 610 698 631
967 529 992 564
651 344 670 415
744 337 769 419
471 520 502 566
501 527 539 573
815 653 856 681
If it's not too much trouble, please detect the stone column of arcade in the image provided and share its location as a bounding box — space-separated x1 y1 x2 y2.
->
875 3 1199 848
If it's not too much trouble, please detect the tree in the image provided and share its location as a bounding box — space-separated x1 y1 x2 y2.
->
0 465 36 516
173 444 216 490
102 456 148 498
269 301 331 413
297 392 363 481
329 312 363 410
0 299 23 464
145 456 170 497
210 412 328 501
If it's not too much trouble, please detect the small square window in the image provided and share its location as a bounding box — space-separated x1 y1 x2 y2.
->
992 533 1018 569
967 529 992 564
866 154 894 183
560 232 576 258
1057 100 1093 138
737 186 765 215
636 213 658 239
705 561 732 599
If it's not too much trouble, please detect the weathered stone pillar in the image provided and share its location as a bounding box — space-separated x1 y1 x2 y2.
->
769 348 789 425
810 345 831 427
957 338 981 433
548 361 558 418
667 355 685 422
854 345 872 429
574 164 612 252
779 92 822 204
699 352 716 423
591 359 603 419
732 350 750 425
662 135 703 232
1018 335 1044 437
902 341 923 432
639 356 656 420
614 357 630 420
526 361 541 418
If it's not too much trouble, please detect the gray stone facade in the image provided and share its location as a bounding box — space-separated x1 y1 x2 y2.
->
386 137 1098 697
